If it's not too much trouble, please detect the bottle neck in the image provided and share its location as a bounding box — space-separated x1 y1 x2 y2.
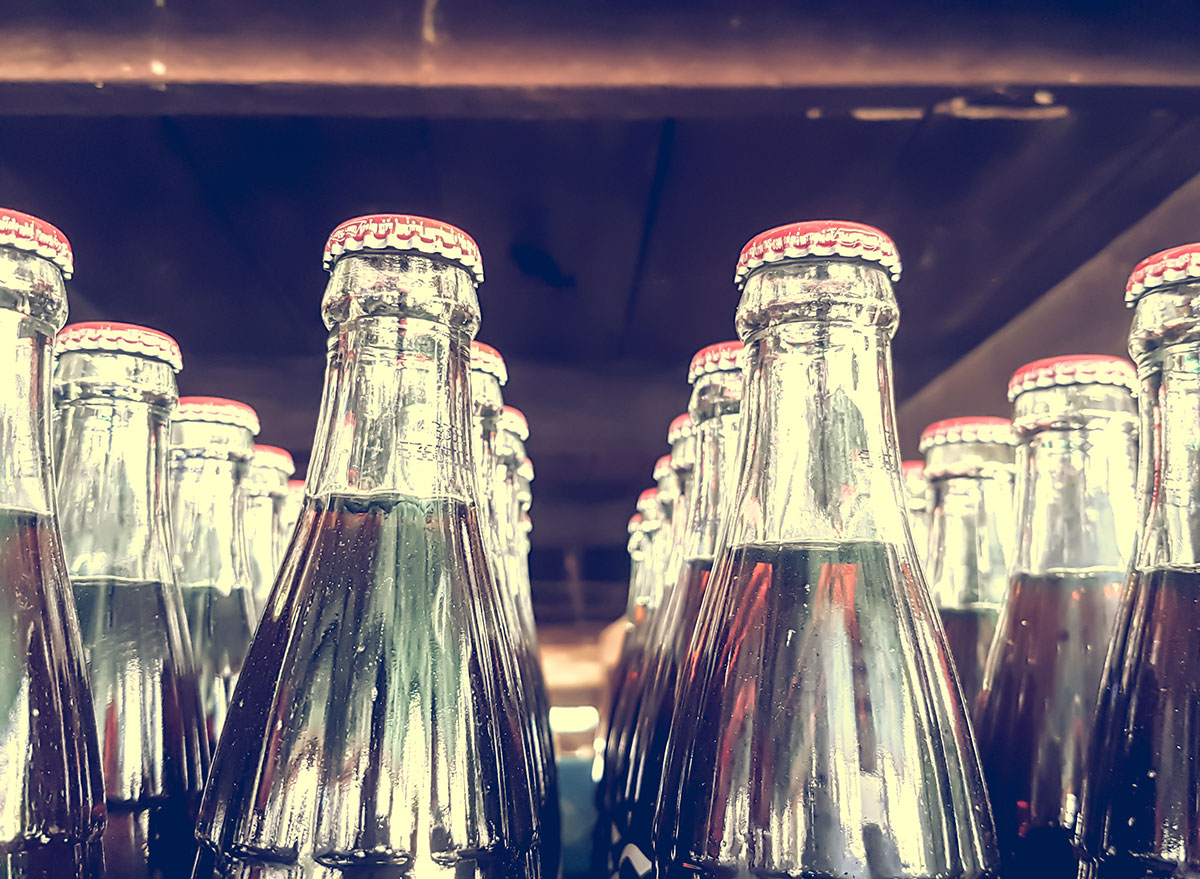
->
170 422 253 590
0 306 58 515
54 350 180 583
1136 346 1200 568
730 319 908 548
926 464 1016 608
309 251 480 503
1012 385 1138 574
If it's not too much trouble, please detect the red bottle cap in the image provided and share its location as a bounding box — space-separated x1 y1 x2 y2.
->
637 488 659 505
57 321 182 371
176 396 261 435
252 445 296 475
323 214 484 283
499 405 529 441
1007 354 1137 401
0 207 73 279
667 413 694 444
901 460 925 477
688 340 744 382
287 479 305 491
518 457 534 483
627 512 643 533
918 416 1016 453
1126 242 1200 303
653 454 673 481
470 341 508 385
735 220 901 290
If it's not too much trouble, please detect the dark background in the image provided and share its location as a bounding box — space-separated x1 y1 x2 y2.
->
4 0 1200 626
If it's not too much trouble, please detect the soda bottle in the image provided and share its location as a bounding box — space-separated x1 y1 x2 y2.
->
656 221 998 879
972 355 1137 875
243 445 295 613
919 417 1018 707
169 396 260 742
596 488 663 868
475 354 560 877
618 341 743 879
193 214 540 879
1077 243 1200 878
277 478 305 560
0 208 105 877
54 321 209 877
902 460 931 567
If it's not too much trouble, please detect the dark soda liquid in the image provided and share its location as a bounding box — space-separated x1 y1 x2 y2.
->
974 569 1123 876
940 605 998 711
1078 567 1200 879
0 509 104 878
193 494 539 879
73 578 208 878
611 560 712 879
657 541 995 879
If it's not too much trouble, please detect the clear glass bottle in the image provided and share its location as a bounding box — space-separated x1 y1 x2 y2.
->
919 417 1018 708
1077 244 1200 879
598 490 662 829
169 396 260 743
974 355 1137 875
0 208 105 878
277 478 305 560
902 460 931 567
656 221 998 879
54 321 210 878
243 444 295 613
618 341 743 879
601 418 697 877
194 214 540 879
476 351 560 878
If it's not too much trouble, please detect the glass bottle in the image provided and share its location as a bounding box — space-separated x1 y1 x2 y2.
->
1077 244 1200 879
243 444 295 612
618 341 743 879
0 208 105 877
919 417 1018 708
476 353 560 878
656 221 998 879
169 396 260 743
973 355 1136 875
902 460 931 567
194 214 540 879
597 490 662 833
278 478 305 560
54 321 210 878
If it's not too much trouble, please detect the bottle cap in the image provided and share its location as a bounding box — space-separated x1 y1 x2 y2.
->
499 405 529 441
323 214 484 283
470 341 508 385
667 413 694 444
653 454 673 481
288 479 305 491
735 220 901 290
252 445 296 476
688 340 744 382
627 513 643 533
518 457 534 483
56 321 183 371
176 396 261 435
0 207 73 279
1126 242 1200 303
637 488 658 506
901 460 925 477
918 416 1016 453
1007 354 1137 400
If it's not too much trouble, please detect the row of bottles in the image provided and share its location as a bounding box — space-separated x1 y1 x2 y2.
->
600 220 1200 879
0 207 556 878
